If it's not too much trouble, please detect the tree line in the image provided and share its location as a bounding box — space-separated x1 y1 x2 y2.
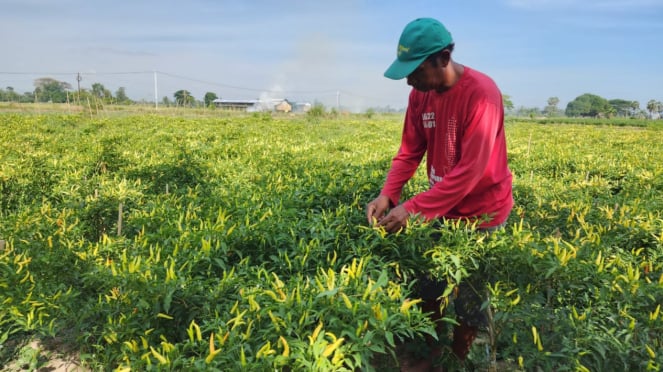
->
503 94 662 119
165 90 219 107
1 77 662 118
0 78 219 107
0 78 132 105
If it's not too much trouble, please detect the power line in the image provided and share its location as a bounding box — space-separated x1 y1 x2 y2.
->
0 70 392 105
156 71 339 95
0 71 152 75
339 90 384 102
1 70 354 96
0 71 344 96
88 71 154 75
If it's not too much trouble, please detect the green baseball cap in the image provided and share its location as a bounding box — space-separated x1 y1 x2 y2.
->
384 18 453 80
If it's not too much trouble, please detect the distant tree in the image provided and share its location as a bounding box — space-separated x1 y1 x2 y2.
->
502 94 514 111
34 77 72 103
115 87 131 104
609 99 639 117
8 87 20 101
91 83 112 101
515 106 541 118
0 87 36 103
565 93 611 117
21 91 35 103
91 83 103 98
174 90 194 106
204 92 218 107
646 99 662 118
162 96 171 107
307 102 326 118
543 96 560 117
76 89 94 104
0 87 21 102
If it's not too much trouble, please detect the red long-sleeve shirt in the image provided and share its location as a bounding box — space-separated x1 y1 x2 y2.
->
380 67 513 228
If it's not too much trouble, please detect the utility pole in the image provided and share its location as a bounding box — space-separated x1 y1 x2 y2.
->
76 72 82 102
336 91 340 112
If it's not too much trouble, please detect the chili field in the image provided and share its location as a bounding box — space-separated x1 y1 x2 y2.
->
0 112 661 371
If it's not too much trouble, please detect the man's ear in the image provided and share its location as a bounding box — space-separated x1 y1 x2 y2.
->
440 50 452 67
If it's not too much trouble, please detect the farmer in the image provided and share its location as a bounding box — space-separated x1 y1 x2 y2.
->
365 17 513 368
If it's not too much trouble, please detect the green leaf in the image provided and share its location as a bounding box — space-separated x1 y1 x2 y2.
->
316 288 339 298
163 288 175 313
385 331 395 347
450 255 460 268
373 270 389 290
545 266 558 279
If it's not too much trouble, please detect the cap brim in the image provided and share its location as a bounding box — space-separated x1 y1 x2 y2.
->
383 55 427 80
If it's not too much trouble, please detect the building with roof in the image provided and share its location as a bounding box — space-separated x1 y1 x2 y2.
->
213 98 296 113
212 99 258 111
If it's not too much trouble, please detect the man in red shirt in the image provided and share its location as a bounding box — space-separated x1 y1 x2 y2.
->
366 18 513 368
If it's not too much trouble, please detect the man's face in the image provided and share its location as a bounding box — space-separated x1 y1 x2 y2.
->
406 59 436 92
406 52 452 92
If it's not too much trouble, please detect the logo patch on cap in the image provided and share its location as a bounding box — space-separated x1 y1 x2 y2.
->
397 44 410 57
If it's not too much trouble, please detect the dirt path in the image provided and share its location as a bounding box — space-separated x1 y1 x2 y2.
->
1 339 88 372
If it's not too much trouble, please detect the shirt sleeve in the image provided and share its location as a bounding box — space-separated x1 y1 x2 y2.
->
379 92 427 207
402 99 501 220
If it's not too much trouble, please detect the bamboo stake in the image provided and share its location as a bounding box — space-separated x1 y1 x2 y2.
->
527 131 532 157
486 295 497 372
117 202 123 236
87 97 93 119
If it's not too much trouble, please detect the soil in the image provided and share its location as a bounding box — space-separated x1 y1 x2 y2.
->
1 337 88 372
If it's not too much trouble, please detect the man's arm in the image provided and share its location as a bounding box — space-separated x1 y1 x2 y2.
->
379 93 427 206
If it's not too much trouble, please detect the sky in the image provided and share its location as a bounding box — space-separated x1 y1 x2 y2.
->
1 0 662 112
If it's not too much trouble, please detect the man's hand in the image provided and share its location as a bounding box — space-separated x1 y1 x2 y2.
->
366 195 391 225
377 205 409 233
366 195 410 233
